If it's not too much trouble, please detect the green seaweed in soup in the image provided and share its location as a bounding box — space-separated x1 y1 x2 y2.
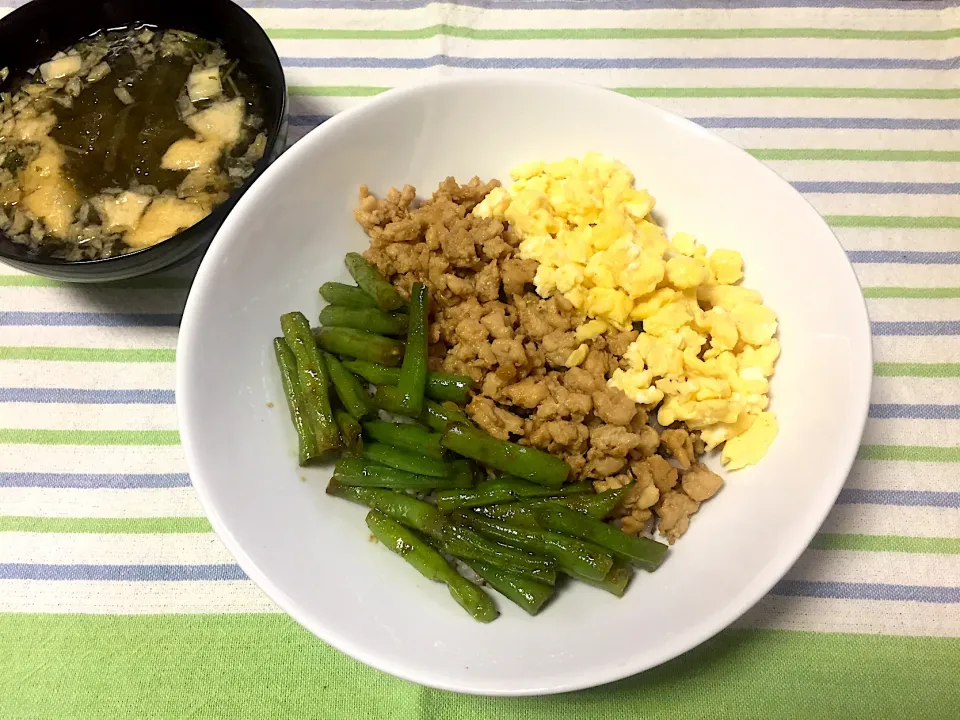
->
0 26 266 261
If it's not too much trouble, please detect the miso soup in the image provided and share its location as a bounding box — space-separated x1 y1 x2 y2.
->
0 26 266 261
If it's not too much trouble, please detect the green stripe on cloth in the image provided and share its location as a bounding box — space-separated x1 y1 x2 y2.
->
859 445 960 462
0 347 176 362
267 26 960 41
874 363 960 377
863 287 960 299
5 522 953 554
0 276 191 289
748 149 960 162
0 517 210 533
826 216 960 229
812 534 960 554
0 619 957 720
0 429 180 445
289 86 960 100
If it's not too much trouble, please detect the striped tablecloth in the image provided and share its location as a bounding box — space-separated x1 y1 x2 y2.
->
1 1 958 717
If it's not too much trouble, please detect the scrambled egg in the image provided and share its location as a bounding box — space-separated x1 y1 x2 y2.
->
474 153 780 469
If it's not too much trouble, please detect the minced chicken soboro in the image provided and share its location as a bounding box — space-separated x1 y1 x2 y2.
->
0 26 266 261
356 178 724 543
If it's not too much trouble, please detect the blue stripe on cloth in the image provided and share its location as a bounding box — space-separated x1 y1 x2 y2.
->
289 115 331 127
773 580 960 603
280 55 960 70
872 321 960 336
11 394 949 417
848 251 960 265
0 388 175 404
793 182 960 195
869 404 960 420
0 316 948 336
233 0 954 10
837 489 960 508
0 473 191 488
5 565 956 599
0 312 180 327
8 476 955 500
692 117 960 130
0 564 247 581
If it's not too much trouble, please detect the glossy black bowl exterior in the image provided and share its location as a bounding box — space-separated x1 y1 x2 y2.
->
0 0 287 281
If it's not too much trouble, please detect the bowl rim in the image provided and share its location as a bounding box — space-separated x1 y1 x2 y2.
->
177 74 874 695
0 0 287 268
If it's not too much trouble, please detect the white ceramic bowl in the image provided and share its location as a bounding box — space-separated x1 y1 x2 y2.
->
177 76 872 696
